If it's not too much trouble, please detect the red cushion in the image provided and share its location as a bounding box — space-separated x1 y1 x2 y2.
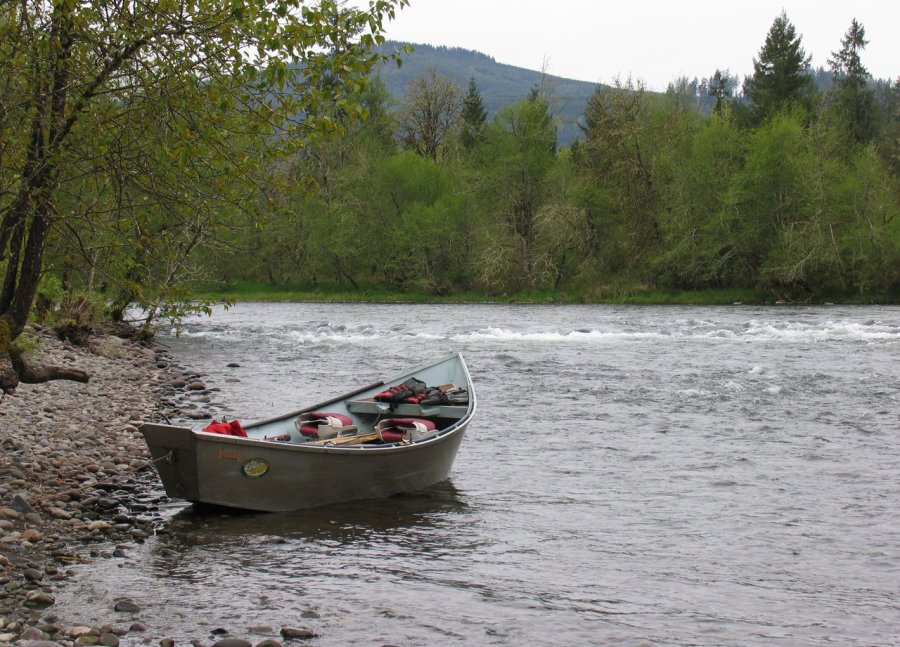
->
297 412 353 437
378 418 435 442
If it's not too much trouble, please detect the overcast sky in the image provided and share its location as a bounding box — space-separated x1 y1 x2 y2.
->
372 0 899 90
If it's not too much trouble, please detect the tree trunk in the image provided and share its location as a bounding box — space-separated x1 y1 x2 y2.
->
1 2 72 337
8 210 52 337
0 349 18 393
0 4 92 393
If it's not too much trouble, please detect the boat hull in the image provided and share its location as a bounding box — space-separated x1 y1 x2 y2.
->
141 422 467 511
140 353 475 512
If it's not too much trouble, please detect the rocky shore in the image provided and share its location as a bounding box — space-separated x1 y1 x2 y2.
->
0 327 315 646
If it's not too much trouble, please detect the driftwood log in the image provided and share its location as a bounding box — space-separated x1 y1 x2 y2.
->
0 345 90 394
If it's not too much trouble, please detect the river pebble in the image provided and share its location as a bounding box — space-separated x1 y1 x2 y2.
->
278 627 316 639
98 632 119 647
0 326 230 645
212 639 251 647
113 599 140 613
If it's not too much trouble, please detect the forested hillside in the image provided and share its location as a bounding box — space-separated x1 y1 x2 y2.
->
371 42 599 146
368 41 895 148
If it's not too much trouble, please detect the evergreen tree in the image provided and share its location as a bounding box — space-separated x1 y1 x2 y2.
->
460 78 487 150
743 11 813 120
827 19 877 144
875 78 900 174
526 85 557 153
709 69 732 116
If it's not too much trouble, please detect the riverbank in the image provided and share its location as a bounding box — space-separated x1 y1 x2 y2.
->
0 326 246 646
188 282 899 306
189 282 772 305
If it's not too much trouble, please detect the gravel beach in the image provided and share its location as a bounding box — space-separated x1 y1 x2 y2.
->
0 326 240 646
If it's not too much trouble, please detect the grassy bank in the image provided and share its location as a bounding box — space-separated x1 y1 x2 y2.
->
188 282 824 306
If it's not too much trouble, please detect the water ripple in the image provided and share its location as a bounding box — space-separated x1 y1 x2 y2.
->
57 303 900 645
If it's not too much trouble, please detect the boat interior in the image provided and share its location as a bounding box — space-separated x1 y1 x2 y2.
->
213 356 472 447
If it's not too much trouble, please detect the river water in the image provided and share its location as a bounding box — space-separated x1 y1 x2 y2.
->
56 303 900 645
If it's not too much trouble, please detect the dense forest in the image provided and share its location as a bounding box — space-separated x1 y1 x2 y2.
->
209 13 899 303
1 4 898 390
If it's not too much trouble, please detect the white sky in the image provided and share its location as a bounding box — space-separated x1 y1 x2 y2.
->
374 0 899 90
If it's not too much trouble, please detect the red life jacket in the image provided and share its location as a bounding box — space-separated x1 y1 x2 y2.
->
202 419 248 437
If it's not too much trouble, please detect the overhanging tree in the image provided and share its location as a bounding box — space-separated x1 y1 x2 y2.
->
0 0 407 392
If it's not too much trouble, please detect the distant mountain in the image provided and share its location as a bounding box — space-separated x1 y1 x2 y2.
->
372 42 600 147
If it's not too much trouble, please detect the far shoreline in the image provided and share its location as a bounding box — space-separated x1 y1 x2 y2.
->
187 283 899 307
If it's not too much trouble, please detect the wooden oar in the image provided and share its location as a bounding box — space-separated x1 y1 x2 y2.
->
310 431 381 446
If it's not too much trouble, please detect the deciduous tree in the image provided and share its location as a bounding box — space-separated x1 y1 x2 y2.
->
579 78 661 267
396 68 462 161
473 88 557 290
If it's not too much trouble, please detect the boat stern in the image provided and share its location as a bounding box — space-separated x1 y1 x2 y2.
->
139 423 201 502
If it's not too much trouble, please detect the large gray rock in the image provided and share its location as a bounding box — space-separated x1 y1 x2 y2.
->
113 599 140 613
10 493 35 515
19 626 46 640
256 638 284 647
98 632 120 647
254 641 282 647
24 591 54 607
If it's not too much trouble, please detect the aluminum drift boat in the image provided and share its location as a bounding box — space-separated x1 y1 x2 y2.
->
139 353 475 512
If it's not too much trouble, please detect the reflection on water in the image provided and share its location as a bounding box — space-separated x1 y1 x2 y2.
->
54 481 495 645
161 481 469 547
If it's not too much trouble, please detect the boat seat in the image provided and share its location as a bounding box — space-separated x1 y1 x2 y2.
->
376 418 437 443
345 398 467 419
295 412 357 439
